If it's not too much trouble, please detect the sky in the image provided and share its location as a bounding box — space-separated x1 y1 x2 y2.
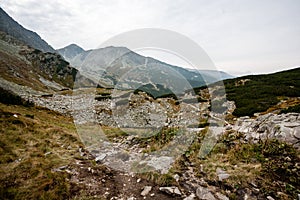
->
1 0 300 76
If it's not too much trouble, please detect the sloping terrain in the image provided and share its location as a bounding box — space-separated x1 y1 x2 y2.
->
57 44 233 90
0 8 55 53
196 67 300 117
0 31 96 94
0 7 55 53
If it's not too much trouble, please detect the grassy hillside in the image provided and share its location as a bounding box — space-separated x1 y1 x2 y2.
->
224 67 300 116
0 31 77 92
0 102 80 199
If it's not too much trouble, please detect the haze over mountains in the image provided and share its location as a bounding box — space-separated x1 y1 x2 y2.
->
57 44 234 91
1 6 233 91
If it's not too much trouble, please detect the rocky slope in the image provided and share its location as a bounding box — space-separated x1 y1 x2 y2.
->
0 7 55 53
0 31 95 93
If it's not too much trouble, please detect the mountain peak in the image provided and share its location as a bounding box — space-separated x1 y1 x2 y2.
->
64 43 85 51
57 43 85 61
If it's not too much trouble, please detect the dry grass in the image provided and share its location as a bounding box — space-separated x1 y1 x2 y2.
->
0 103 82 199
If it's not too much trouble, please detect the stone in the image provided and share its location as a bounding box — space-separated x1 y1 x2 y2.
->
141 186 152 196
216 192 229 200
159 186 182 196
183 193 196 200
95 154 106 162
266 196 275 200
173 174 180 182
216 168 230 181
196 186 216 200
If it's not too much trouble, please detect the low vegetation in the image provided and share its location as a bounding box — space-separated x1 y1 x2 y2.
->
0 103 80 199
224 67 300 116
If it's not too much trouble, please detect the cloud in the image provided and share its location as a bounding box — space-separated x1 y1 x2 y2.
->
1 0 299 75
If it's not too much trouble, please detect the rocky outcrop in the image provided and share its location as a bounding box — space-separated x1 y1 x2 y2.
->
232 112 300 148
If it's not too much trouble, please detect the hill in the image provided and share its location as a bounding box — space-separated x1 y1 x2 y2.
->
224 67 300 116
0 7 55 53
0 31 77 92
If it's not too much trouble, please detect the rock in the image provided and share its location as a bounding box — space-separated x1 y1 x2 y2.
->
173 174 180 182
141 186 152 196
216 168 230 181
196 186 216 200
58 165 68 170
266 196 275 200
137 178 141 183
183 193 196 200
127 197 136 200
95 154 106 162
44 151 52 156
216 192 229 200
159 186 182 196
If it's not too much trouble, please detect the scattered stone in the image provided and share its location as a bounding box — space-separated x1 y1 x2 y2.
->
266 196 275 200
173 174 180 182
44 151 52 156
137 178 141 183
216 168 230 181
196 186 216 200
216 192 229 200
183 193 196 200
127 197 136 200
159 186 182 196
58 165 68 170
141 186 152 196
95 154 106 162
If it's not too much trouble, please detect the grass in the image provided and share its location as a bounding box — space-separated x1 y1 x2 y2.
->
0 103 82 199
175 128 300 199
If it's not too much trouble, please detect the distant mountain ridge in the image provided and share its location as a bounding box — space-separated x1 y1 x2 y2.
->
57 44 234 91
0 7 55 53
57 44 85 61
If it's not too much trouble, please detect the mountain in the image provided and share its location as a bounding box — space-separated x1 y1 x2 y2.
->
57 44 85 61
0 31 75 91
58 44 232 93
186 69 234 81
0 31 95 93
0 7 55 53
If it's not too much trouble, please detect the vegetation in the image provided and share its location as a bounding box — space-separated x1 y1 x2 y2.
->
280 104 300 114
0 103 80 199
134 83 178 100
223 67 300 116
173 128 300 199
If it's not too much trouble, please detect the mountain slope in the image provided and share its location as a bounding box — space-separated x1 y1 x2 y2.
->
58 44 232 92
0 31 79 92
223 67 300 116
0 7 55 53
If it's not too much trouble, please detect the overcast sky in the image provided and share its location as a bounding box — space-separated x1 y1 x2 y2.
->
1 0 300 76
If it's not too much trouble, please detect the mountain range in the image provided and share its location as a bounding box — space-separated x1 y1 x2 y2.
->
57 44 234 92
0 7 234 93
